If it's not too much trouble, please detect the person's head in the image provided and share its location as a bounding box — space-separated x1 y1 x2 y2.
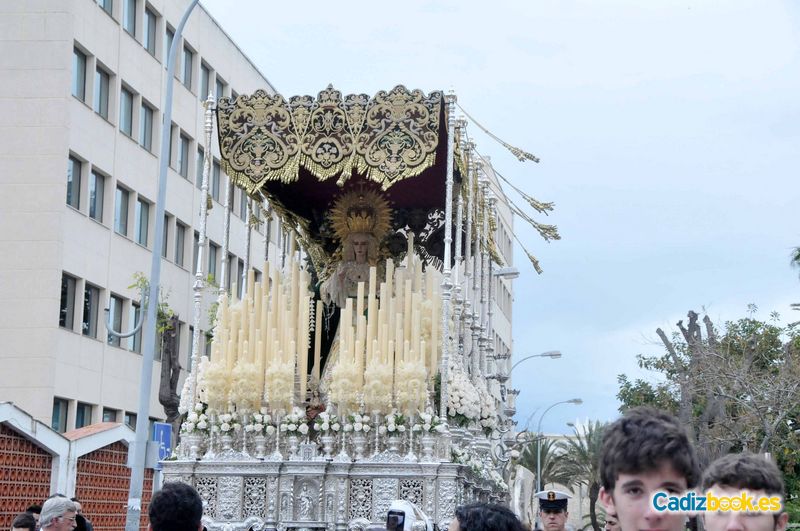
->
599 407 700 531
604 513 619 531
536 491 570 531
343 232 377 264
701 453 789 531
148 482 203 531
25 505 41 524
11 512 37 531
69 498 83 515
39 496 77 531
449 503 527 531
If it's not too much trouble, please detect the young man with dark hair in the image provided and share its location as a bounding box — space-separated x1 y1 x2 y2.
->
11 512 37 531
148 482 204 531
24 505 41 526
701 453 789 531
598 407 701 531
449 502 528 531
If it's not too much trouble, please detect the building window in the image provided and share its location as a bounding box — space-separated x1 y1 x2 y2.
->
144 8 157 56
239 192 248 219
204 331 213 358
177 133 190 178
72 48 87 101
93 67 110 119
120 86 134 136
130 302 141 352
67 156 81 209
139 102 154 151
135 198 149 246
162 214 169 258
164 26 174 62
211 159 221 201
175 222 186 267
97 0 113 16
52 398 68 433
237 259 245 299
195 147 204 189
102 408 118 422
182 45 193 89
200 63 210 100
114 186 129 236
59 273 77 329
108 295 123 346
125 411 137 430
88 170 105 222
82 283 100 338
225 253 234 292
208 242 218 282
215 78 225 99
123 0 136 35
75 402 93 429
192 231 199 272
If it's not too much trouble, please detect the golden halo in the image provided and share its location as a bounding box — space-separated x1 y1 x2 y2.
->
329 187 392 242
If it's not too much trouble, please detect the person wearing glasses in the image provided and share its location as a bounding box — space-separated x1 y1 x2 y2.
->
38 497 78 531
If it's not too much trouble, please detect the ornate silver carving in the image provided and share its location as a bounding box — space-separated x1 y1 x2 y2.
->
338 477 347 521
196 476 219 519
424 478 436 517
349 479 373 521
399 479 424 507
268 476 279 520
438 479 458 521
296 481 317 521
244 477 267 519
218 476 243 521
373 478 398 521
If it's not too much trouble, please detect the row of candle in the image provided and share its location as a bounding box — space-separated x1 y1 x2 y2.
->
208 247 442 410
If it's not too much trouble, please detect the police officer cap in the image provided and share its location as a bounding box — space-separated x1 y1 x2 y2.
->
535 490 571 511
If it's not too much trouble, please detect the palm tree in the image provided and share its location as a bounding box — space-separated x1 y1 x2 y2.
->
557 421 608 531
517 436 571 489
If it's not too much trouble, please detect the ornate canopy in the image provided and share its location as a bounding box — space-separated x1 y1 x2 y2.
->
216 85 465 278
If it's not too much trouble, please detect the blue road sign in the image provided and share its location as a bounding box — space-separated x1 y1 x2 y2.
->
152 422 172 468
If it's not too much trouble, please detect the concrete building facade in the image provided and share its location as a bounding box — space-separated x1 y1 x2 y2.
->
0 0 279 433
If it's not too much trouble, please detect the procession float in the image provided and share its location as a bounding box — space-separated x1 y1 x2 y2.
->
160 85 557 531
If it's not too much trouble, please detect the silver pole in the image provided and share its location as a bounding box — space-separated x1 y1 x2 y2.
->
242 198 251 292
125 2 199 530
439 92 456 421
220 180 233 294
187 92 214 420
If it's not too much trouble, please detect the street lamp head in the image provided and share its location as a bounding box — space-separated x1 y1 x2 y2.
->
542 350 562 359
493 267 520 279
568 398 583 405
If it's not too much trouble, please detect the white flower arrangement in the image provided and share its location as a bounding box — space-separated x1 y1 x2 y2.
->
394 360 428 413
216 412 241 434
362 362 394 413
475 382 499 435
279 407 310 435
378 410 407 437
343 413 372 434
446 368 481 426
203 359 232 413
243 407 276 436
312 410 341 435
412 409 446 433
329 360 361 412
264 360 295 412
229 361 261 412
180 402 210 434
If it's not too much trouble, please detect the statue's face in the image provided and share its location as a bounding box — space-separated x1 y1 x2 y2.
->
351 233 370 263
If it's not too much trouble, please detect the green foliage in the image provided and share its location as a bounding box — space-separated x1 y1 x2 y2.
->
517 437 570 488
128 272 174 334
616 372 678 414
556 421 609 531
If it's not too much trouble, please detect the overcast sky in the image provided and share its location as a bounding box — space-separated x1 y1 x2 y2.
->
200 0 800 434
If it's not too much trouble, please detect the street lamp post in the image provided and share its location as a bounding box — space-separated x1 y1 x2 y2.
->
123 2 199 531
535 398 582 494
509 351 562 373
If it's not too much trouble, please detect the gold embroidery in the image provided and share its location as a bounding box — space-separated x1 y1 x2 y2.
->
216 85 443 191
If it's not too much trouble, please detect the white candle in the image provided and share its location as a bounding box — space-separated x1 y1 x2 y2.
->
313 299 322 382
